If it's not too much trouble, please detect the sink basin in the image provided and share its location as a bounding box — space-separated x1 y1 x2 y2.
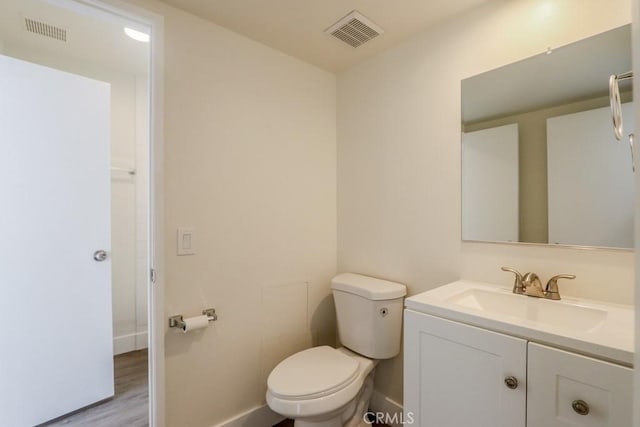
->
405 280 634 365
446 288 607 332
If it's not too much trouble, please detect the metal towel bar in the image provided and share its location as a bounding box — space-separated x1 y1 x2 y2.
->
609 71 635 172
609 71 632 141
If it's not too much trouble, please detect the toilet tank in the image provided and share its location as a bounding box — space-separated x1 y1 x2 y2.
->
331 273 407 359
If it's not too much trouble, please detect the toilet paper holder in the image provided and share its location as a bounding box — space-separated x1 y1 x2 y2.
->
169 308 218 329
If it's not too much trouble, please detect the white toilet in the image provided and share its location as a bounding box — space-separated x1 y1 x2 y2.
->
266 273 406 427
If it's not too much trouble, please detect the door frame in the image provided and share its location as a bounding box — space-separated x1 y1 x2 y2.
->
50 0 166 425
633 1 639 426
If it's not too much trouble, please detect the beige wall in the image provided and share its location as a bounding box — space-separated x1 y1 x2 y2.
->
127 1 338 425
337 0 633 405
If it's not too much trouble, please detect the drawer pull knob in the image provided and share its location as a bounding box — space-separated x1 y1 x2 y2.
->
572 400 590 416
504 376 518 389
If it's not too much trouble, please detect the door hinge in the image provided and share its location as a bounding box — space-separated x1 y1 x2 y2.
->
150 268 156 284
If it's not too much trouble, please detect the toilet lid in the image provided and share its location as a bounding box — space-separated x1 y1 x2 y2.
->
268 346 359 399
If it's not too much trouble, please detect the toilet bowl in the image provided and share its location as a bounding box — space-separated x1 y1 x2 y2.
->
266 273 406 427
267 346 376 427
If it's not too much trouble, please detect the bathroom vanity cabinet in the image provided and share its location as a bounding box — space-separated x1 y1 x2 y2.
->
404 310 633 427
404 311 526 427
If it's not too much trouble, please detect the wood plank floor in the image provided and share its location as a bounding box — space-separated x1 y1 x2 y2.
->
42 349 148 427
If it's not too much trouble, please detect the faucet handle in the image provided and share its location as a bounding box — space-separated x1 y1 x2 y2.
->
501 267 524 294
545 274 576 300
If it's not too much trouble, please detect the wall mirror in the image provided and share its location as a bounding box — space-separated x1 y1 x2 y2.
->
461 25 634 249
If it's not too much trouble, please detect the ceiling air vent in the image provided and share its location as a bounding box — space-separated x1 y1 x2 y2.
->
325 10 383 48
25 18 67 42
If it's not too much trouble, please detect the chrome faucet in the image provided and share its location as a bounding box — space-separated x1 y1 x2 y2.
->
501 267 576 300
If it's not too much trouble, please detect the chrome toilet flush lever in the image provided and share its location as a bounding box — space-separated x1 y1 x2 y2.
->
501 267 576 300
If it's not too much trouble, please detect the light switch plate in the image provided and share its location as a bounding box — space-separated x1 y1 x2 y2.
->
177 227 195 256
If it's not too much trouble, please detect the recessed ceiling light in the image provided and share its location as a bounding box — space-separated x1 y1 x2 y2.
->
124 27 149 43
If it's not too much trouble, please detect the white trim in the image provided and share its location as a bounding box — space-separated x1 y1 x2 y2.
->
213 404 284 427
113 331 148 355
633 1 640 426
50 1 165 426
214 392 403 427
368 391 404 427
149 13 166 426
136 330 149 350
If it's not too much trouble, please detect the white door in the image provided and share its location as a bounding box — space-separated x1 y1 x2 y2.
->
0 54 113 426
462 124 519 242
404 310 527 427
527 343 633 427
547 104 635 248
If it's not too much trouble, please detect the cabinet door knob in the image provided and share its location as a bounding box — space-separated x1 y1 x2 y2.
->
571 400 590 416
93 250 108 262
504 376 518 389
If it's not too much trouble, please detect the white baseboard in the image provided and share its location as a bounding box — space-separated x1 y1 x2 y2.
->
211 392 401 427
113 331 148 355
368 391 405 427
214 404 284 427
135 331 148 349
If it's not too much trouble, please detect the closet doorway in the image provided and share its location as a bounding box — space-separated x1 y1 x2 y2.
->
0 0 163 425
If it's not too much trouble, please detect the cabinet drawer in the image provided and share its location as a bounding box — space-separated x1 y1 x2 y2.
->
527 342 632 427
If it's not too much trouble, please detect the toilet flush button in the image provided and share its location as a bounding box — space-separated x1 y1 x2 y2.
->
177 227 195 256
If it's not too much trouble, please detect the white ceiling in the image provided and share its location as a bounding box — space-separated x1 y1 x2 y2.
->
0 0 149 76
1 0 630 106
159 0 490 72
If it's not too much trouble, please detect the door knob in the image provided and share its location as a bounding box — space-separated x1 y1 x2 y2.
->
93 250 108 262
504 376 518 389
571 400 590 416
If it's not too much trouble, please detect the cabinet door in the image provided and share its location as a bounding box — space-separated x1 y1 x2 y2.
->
404 310 527 427
527 342 633 427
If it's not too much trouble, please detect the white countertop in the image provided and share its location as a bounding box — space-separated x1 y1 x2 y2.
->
405 280 634 366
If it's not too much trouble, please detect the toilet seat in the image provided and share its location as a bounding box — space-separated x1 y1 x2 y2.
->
268 346 359 400
266 347 375 418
